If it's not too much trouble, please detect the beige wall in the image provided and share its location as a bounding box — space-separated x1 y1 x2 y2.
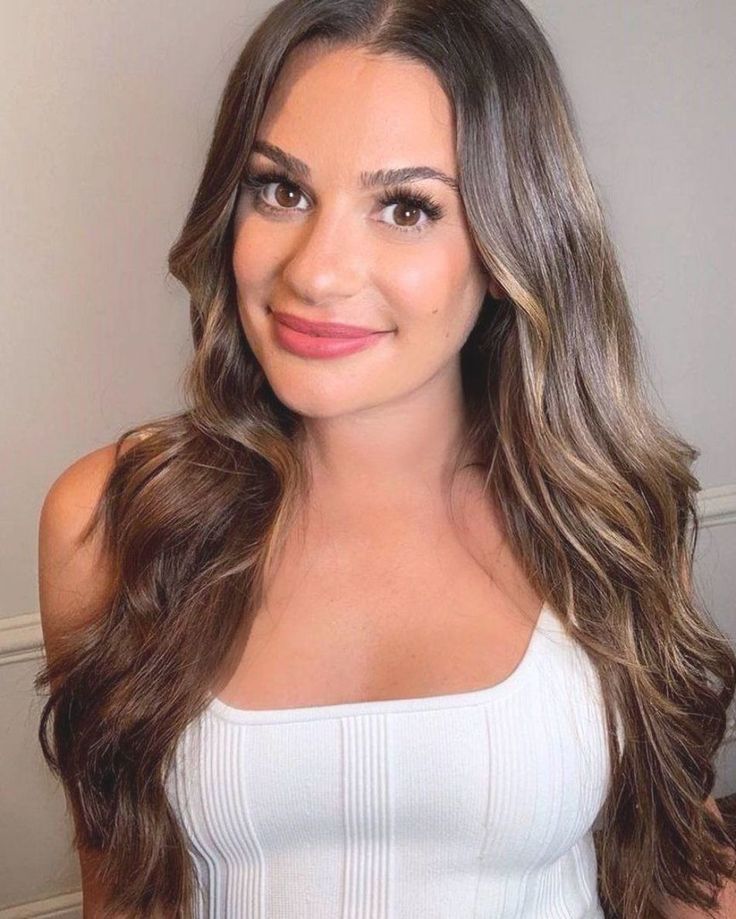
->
1 1 734 913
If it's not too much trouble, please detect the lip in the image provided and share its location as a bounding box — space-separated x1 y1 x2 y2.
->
270 309 386 339
270 311 391 359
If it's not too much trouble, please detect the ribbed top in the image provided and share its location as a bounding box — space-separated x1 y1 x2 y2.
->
165 603 621 918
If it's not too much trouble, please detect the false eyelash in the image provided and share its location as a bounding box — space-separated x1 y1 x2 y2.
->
377 182 445 222
239 168 446 226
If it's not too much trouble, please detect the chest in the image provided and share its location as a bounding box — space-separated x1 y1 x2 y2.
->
212 494 544 711
169 648 612 917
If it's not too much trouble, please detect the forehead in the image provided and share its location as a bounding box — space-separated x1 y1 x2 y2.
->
256 43 457 182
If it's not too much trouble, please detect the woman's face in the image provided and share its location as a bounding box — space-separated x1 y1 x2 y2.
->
232 43 500 419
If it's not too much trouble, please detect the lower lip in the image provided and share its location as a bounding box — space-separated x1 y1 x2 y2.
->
272 318 391 358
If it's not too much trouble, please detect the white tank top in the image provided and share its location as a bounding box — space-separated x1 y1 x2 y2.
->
164 602 623 918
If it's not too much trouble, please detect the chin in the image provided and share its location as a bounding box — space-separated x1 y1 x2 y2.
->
264 377 387 420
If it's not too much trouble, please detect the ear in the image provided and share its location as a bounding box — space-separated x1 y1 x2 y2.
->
487 275 505 300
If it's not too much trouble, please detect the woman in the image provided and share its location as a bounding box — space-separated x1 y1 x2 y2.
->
36 1 736 917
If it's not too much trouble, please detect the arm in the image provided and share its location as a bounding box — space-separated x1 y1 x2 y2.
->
38 442 135 918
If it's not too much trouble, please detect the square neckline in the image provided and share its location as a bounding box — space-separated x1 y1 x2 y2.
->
205 600 560 725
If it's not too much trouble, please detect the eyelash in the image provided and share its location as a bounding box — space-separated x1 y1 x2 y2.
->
239 168 445 234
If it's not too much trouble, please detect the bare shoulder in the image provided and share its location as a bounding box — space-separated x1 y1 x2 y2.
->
37 432 148 661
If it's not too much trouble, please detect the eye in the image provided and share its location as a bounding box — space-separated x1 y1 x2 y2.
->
240 170 446 235
376 184 445 234
240 170 309 213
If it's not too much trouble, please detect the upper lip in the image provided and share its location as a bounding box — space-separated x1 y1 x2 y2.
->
270 310 388 339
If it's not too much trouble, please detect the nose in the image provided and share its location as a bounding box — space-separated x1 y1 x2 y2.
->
279 202 365 304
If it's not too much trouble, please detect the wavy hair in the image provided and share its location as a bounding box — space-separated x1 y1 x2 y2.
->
36 1 736 916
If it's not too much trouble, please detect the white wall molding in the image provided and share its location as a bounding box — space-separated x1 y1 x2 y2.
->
698 484 736 528
2 483 735 669
0 613 44 667
0 891 82 919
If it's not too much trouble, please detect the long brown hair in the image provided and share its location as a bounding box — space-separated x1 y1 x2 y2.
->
36 1 736 916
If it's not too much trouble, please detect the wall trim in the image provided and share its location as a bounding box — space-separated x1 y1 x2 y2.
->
0 891 82 919
2 483 735 670
698 484 736 528
0 613 44 666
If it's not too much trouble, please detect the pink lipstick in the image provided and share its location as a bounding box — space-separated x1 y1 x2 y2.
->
270 309 392 359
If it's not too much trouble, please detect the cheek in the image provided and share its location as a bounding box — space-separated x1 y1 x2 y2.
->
231 197 293 306
230 219 278 364
232 222 269 301
378 239 482 342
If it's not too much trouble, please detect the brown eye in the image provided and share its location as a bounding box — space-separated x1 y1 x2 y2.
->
273 181 302 209
376 183 445 234
240 170 309 213
390 202 423 229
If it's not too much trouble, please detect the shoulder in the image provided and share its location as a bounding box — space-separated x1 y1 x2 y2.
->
39 431 145 557
41 442 118 521
37 432 147 660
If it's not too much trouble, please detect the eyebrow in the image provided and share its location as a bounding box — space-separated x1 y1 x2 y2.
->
250 139 460 193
